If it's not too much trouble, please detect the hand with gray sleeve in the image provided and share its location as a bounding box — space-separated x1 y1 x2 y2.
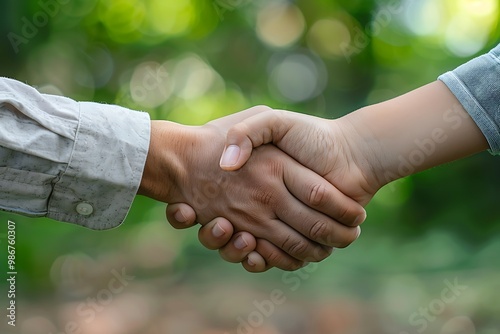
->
0 78 365 272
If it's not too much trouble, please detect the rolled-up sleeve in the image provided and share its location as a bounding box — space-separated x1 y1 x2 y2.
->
0 77 150 229
438 43 500 154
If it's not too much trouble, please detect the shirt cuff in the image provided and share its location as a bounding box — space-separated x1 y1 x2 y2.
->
438 43 500 155
47 102 151 230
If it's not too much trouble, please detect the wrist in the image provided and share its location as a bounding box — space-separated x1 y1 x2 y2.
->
138 120 189 203
335 109 391 191
342 103 406 190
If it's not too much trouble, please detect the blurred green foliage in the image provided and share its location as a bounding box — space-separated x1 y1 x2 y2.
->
1 0 500 332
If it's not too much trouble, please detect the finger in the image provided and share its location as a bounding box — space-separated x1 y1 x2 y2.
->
247 147 361 254
207 105 272 129
283 159 366 227
244 239 305 272
217 231 262 264
275 196 362 249
242 251 267 273
218 232 257 263
226 147 338 262
243 214 332 263
220 109 292 170
166 203 198 229
198 217 234 250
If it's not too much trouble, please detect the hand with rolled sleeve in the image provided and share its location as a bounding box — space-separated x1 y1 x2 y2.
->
0 78 365 272
170 43 500 270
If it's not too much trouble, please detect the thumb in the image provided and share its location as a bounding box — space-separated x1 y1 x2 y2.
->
219 109 290 171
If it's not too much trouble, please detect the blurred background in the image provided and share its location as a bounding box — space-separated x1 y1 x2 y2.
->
0 0 500 333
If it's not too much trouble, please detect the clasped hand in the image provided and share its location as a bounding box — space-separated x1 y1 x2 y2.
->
141 81 490 273
148 105 375 273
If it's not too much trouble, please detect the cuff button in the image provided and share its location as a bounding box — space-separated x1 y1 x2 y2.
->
76 202 94 216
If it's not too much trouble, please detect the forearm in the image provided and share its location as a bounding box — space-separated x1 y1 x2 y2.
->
341 80 489 188
0 77 150 229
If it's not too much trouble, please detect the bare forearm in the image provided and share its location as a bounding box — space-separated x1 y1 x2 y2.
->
341 81 489 188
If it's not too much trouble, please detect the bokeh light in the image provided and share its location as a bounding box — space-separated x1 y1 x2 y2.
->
80 46 114 89
403 0 442 37
402 0 499 57
130 61 172 108
50 253 98 297
96 0 204 44
128 220 179 269
23 41 95 100
256 2 306 48
97 0 146 43
444 6 496 57
142 0 196 38
171 54 224 100
267 51 327 103
307 18 352 59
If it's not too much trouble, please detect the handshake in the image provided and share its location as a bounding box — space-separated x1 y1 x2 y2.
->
138 81 488 272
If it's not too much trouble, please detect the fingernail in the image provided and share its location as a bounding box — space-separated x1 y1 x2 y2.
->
354 209 367 226
220 145 240 167
356 226 362 239
174 210 187 223
212 223 226 238
247 258 256 266
234 235 248 250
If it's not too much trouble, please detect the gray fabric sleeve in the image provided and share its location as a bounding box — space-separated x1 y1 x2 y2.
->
438 43 500 154
0 77 151 229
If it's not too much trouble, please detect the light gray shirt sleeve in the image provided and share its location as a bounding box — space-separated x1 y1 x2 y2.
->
0 77 151 230
438 43 500 154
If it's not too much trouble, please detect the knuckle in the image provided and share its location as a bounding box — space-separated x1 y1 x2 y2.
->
265 249 284 266
308 220 329 241
289 241 309 258
308 246 331 262
282 261 303 272
308 183 328 207
303 245 330 262
231 122 250 136
269 110 287 130
282 236 310 259
253 104 272 111
253 188 275 206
